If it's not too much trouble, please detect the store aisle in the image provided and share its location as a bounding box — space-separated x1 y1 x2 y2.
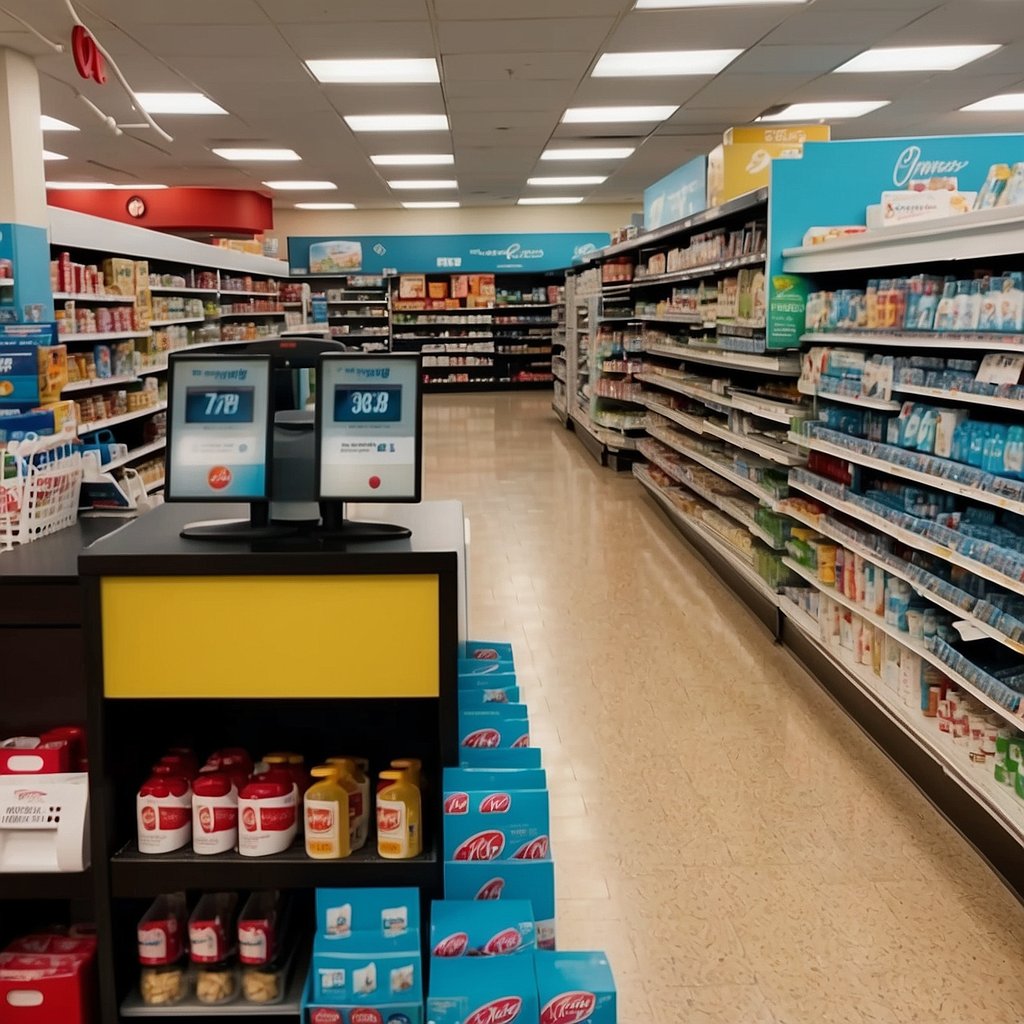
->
422 392 1024 1024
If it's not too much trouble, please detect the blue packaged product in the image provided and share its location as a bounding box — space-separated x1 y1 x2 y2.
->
535 951 618 1024
915 408 938 453
426 954 539 1024
461 642 515 663
983 425 1008 476
443 768 548 792
1005 426 1024 479
968 423 988 468
460 748 542 770
459 660 514 677
430 900 536 958
460 672 518 690
459 707 530 750
443 788 549 862
458 686 522 706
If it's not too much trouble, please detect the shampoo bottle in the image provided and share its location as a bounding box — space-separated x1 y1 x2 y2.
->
304 766 351 860
376 770 422 860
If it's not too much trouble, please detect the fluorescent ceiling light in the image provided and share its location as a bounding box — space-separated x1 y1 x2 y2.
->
295 202 356 210
213 148 301 161
306 58 439 83
635 0 808 7
962 92 1024 112
518 197 584 205
541 147 634 161
42 150 66 161
759 100 890 121
527 176 607 186
40 115 78 131
402 201 460 208
593 49 741 77
344 114 449 132
370 153 454 166
562 105 678 123
113 184 168 190
134 92 227 114
262 180 337 190
387 179 458 190
835 44 1000 73
46 181 115 189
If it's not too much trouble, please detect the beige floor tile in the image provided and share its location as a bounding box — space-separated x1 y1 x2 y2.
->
423 393 1024 1023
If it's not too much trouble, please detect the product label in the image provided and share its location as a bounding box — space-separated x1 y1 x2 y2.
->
137 923 180 966
483 929 523 955
306 798 340 857
445 792 469 814
465 997 523 1024
238 923 270 965
433 932 470 957
541 992 598 1024
188 924 225 964
480 794 511 814
140 802 190 832
453 830 506 861
376 798 408 857
196 804 236 834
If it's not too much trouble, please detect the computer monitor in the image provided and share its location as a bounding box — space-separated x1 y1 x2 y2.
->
165 353 274 505
316 352 422 539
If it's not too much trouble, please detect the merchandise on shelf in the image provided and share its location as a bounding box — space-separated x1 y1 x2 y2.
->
147 270 219 291
189 892 240 1006
0 931 97 1024
430 900 536 958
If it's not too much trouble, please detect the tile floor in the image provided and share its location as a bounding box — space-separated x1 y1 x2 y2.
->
423 391 1024 1024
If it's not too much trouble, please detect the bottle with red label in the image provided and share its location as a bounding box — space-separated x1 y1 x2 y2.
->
192 772 239 855
377 770 423 859
304 765 351 860
189 892 239 1005
137 772 192 854
238 777 298 857
238 891 288 1005
138 893 189 1006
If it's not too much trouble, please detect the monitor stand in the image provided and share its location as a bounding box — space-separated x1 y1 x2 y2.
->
317 502 411 542
181 504 299 542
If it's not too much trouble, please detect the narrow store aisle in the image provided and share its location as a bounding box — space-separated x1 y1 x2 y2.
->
423 392 1024 1024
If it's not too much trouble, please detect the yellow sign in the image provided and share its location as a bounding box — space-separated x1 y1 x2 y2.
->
101 575 440 698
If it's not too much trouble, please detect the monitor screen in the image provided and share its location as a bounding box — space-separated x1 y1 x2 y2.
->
316 353 422 502
165 354 273 502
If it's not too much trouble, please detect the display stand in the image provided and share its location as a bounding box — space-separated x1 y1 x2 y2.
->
77 500 462 1023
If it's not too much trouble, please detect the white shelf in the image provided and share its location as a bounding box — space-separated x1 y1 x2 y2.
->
219 289 280 298
187 338 268 351
569 409 639 451
791 431 1024 518
801 330 1024 353
728 391 807 425
892 382 1024 413
143 476 165 493
63 373 138 394
702 420 805 467
788 474 1024 596
783 205 1024 273
802 384 901 412
77 401 167 436
53 292 135 304
636 371 734 412
148 285 218 295
644 398 705 436
640 313 706 326
779 596 1024 843
59 330 150 342
623 252 767 290
138 362 168 376
645 343 801 376
327 299 388 306
215 311 287 320
103 438 166 472
148 317 206 328
783 557 1024 728
634 462 779 603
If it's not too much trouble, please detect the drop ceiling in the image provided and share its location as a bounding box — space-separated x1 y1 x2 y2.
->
8 0 1024 209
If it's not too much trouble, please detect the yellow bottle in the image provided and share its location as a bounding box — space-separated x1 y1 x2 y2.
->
326 757 369 851
376 770 422 859
390 758 422 789
304 765 351 859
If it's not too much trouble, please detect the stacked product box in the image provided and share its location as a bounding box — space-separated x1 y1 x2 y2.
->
302 888 423 1024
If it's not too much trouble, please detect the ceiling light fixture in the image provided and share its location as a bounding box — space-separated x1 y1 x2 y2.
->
133 92 227 114
562 105 678 123
370 154 455 166
306 58 440 83
344 114 449 132
541 147 635 161
262 180 337 190
593 49 742 77
834 44 1001 73
40 115 78 131
758 100 890 121
527 176 607 186
295 202 357 210
635 0 808 8
42 150 67 161
212 148 301 161
387 179 458 190
402 201 460 208
46 182 169 190
962 92 1024 112
518 197 585 205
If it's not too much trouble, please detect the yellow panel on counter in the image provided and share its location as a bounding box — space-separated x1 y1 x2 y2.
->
101 574 440 698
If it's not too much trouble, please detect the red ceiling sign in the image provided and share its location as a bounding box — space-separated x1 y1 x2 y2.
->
71 26 106 85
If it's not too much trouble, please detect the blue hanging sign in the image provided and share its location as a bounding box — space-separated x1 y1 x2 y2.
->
643 155 707 230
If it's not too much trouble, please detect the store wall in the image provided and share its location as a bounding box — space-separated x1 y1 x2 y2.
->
268 203 639 261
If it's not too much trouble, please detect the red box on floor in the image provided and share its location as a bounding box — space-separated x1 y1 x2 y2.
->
0 740 70 775
0 936 96 1024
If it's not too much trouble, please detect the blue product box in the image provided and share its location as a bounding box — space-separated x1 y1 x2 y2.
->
460 748 542 770
316 888 420 940
459 660 515 677
459 707 530 750
459 672 518 690
460 641 515 663
444 860 555 950
0 408 54 441
442 768 548 792
430 900 536 958
427 953 538 1024
443 788 550 862
0 323 56 409
301 969 423 1024
535 951 617 1024
458 687 521 706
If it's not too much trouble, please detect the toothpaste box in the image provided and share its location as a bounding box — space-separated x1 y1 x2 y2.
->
458 686 521 706
535 951 617 1024
459 672 518 690
430 900 536 958
459 660 515 677
443 768 548 792
443 789 550 862
459 707 530 750
427 953 539 1024
460 748 542 770
444 860 556 950
460 641 515 663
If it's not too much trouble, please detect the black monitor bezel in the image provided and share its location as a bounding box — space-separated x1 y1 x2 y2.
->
165 352 275 505
315 351 423 505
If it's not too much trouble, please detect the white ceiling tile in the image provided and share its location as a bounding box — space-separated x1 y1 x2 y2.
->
123 24 295 58
727 44 864 75
435 0 628 17
608 10 788 50
568 78 711 107
438 19 617 54
442 52 593 81
446 81 578 113
255 0 428 21
85 0 264 25
278 21 436 58
761 9 928 45
320 85 447 117
686 73 833 109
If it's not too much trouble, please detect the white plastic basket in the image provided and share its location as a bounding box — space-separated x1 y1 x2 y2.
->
0 433 83 551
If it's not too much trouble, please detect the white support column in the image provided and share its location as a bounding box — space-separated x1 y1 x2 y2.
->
0 48 47 228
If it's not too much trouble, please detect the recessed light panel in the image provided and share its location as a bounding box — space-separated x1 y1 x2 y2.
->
42 150 67 161
295 203 357 210
541 147 635 161
527 176 607 186
344 115 449 132
213 148 301 161
635 0 808 7
402 201 460 208
562 106 678 123
262 181 337 190
835 45 1000 73
134 92 227 114
40 116 78 131
758 100 890 121
518 197 585 205
370 154 455 166
593 50 742 77
46 181 115 189
962 93 1024 112
306 59 440 83
387 180 458 190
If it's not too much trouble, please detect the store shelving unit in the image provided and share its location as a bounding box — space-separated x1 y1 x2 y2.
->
285 274 390 351
551 290 568 425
